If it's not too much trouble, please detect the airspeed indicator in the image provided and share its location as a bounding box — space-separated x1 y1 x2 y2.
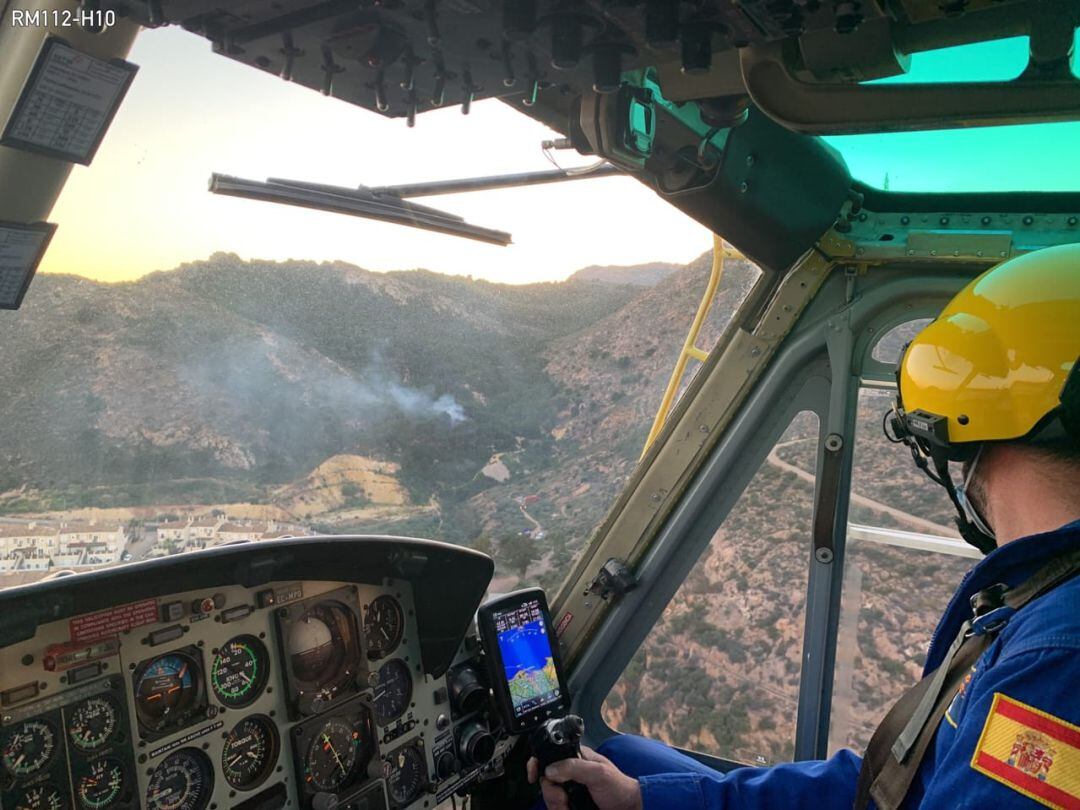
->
211 635 269 708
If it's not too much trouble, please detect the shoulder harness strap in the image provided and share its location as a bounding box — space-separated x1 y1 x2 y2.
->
853 547 1080 810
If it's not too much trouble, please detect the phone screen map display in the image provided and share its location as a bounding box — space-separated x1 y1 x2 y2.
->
494 597 562 719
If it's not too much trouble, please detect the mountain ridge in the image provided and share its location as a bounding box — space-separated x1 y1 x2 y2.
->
4 252 748 520
569 261 682 286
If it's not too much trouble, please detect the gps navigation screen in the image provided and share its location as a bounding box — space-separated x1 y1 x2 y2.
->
494 597 562 719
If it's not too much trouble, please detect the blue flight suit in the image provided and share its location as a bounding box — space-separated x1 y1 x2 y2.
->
597 519 1080 809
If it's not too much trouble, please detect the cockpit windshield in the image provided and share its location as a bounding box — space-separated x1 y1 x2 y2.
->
0 27 749 595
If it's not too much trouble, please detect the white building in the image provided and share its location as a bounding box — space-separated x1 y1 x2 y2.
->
154 517 224 551
0 522 124 570
58 523 125 566
217 522 266 544
0 524 60 556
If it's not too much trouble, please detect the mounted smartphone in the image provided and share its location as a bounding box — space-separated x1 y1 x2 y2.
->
476 588 571 734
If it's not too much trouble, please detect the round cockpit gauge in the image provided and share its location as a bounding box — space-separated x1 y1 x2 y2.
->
13 782 67 810
303 716 364 793
2 719 57 777
211 635 269 708
134 651 201 733
364 595 404 660
145 748 213 810
382 744 426 807
68 695 120 752
287 601 358 694
75 757 125 810
221 715 278 791
373 658 413 726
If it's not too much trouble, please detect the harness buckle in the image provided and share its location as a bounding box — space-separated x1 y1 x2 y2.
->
970 582 1009 617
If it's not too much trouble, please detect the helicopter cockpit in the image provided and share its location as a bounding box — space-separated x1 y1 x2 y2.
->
1 1 1078 809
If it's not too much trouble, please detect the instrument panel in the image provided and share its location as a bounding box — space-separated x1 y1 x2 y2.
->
0 538 507 810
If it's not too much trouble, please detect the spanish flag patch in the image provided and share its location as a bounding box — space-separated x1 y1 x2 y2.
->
971 693 1080 810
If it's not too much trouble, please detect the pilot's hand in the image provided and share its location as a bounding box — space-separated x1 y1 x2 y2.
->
527 746 642 810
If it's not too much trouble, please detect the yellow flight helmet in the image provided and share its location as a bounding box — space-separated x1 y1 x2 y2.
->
887 243 1080 553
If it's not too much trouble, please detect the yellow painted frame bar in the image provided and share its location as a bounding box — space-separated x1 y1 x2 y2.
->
641 234 743 458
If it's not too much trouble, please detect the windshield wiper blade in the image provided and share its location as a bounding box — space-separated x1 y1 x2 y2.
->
208 173 512 246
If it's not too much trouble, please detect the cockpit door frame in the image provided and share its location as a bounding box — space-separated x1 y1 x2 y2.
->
568 265 976 765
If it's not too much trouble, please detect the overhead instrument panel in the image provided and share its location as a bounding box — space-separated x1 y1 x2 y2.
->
80 0 942 119
0 537 496 810
86 0 1079 138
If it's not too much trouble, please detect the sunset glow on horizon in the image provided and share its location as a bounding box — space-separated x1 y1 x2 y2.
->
38 27 711 286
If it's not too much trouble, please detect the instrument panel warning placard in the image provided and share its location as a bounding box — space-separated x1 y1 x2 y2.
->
0 221 56 309
1 37 138 164
69 598 157 644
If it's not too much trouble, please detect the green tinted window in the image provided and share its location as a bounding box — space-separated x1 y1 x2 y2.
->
824 35 1080 193
1075 28 1080 78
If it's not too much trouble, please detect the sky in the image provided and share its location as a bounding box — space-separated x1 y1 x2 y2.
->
40 27 711 285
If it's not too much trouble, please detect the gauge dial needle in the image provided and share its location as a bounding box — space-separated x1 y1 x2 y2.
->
322 734 346 774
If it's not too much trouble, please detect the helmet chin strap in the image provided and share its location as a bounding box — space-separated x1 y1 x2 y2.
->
930 448 997 555
886 405 998 554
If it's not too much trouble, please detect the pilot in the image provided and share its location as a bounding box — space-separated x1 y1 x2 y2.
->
528 243 1080 810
